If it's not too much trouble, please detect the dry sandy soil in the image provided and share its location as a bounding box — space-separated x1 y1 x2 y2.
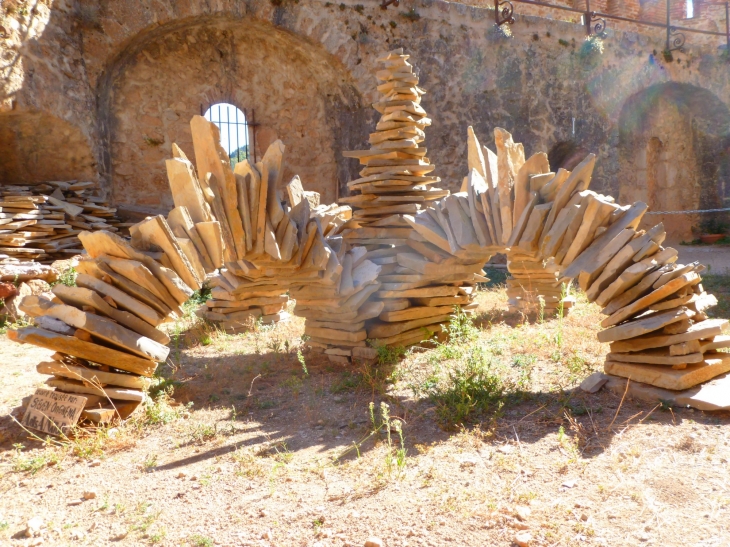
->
1 279 730 547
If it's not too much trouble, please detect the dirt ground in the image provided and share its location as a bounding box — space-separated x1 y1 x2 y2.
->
1 282 730 547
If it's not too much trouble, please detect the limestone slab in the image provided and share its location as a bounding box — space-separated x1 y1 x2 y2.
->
604 353 730 390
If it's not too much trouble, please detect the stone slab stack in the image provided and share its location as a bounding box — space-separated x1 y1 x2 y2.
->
407 121 730 395
0 181 125 262
463 126 575 318
337 49 490 349
291 246 382 364
178 116 343 334
506 256 575 317
9 229 198 424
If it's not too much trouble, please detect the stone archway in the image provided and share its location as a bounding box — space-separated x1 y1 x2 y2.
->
0 111 98 185
96 15 365 216
618 82 730 241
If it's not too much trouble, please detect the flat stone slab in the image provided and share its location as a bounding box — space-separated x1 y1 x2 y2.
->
580 372 609 393
604 372 730 411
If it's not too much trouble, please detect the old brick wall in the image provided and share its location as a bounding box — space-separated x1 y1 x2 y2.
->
1 0 729 239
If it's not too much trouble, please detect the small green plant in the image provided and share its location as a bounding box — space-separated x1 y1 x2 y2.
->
558 38 570 46
374 343 406 366
700 216 728 235
555 282 568 349
144 136 164 147
143 388 190 426
149 529 167 543
297 349 308 376
334 402 407 477
188 535 214 547
143 453 158 471
0 520 8 531
54 266 77 287
12 443 59 474
331 371 362 393
189 423 217 444
400 7 420 21
389 20 397 28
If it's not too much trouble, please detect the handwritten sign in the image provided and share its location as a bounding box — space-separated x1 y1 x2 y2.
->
21 389 87 437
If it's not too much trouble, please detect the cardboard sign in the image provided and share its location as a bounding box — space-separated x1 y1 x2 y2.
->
21 389 87 437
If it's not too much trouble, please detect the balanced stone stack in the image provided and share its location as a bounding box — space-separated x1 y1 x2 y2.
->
338 49 488 348
9 229 196 424
180 115 344 333
341 48 447 245
0 181 125 262
291 246 382 364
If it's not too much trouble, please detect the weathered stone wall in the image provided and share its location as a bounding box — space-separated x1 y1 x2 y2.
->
1 0 729 239
106 17 361 212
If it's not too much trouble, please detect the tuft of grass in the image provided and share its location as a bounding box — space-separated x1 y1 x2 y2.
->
53 266 77 287
188 534 214 547
12 443 60 474
297 349 308 376
334 402 407 478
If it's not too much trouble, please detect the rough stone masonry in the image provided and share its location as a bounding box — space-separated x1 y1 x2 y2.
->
0 0 728 241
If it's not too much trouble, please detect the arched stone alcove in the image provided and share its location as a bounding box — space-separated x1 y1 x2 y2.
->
96 15 365 215
618 82 730 241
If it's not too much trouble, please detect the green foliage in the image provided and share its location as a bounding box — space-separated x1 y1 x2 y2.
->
375 343 406 366
188 535 214 547
699 216 728 235
430 345 505 426
12 443 59 474
229 145 248 168
53 266 77 287
189 423 217 444
297 349 308 377
143 387 190 426
331 371 362 393
558 38 570 46
400 8 420 21
334 402 407 477
482 266 509 288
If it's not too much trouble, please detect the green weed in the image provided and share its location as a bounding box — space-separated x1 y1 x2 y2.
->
12 443 59 474
334 402 408 477
188 535 214 547
297 349 308 377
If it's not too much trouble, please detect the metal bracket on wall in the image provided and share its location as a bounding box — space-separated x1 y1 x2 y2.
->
380 0 399 9
666 26 686 53
665 0 685 54
583 11 607 37
494 0 516 26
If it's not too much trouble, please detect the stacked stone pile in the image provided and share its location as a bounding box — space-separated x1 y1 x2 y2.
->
462 127 576 317
291 246 382 364
0 181 126 262
9 228 196 423
410 122 730 393
186 115 347 334
333 48 487 352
